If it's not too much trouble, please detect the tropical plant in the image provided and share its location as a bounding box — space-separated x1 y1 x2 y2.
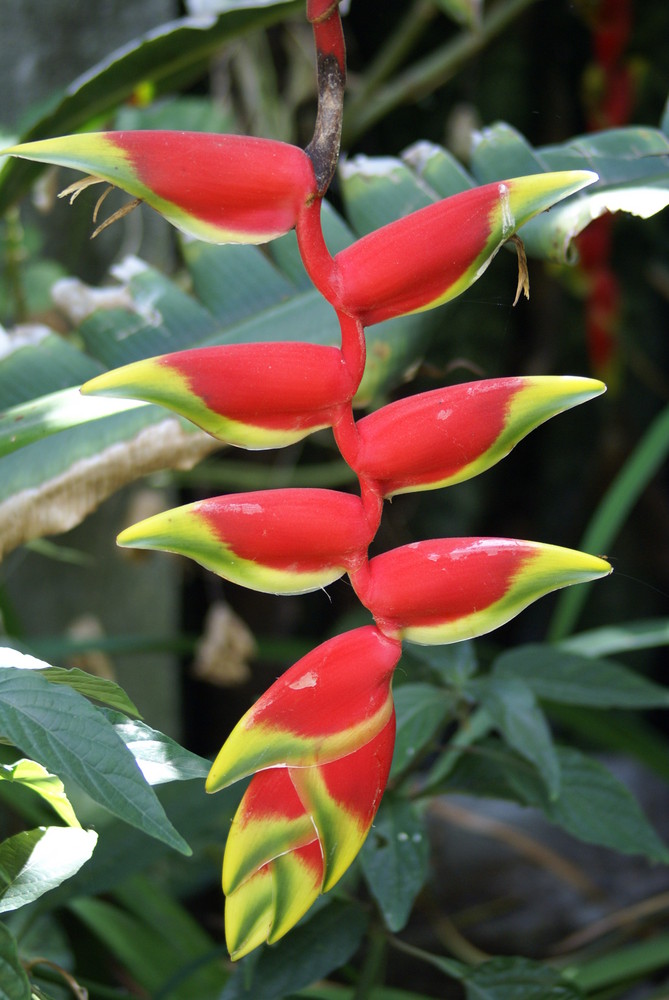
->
1 1 669 998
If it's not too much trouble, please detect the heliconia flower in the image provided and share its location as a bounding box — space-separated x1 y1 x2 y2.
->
2 132 318 244
222 717 395 960
351 538 611 643
207 625 400 789
80 342 359 449
206 625 401 959
354 376 605 498
326 171 598 325
116 488 373 595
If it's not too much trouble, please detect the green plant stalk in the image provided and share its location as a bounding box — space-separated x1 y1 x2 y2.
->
342 0 539 145
347 0 437 112
565 933 669 993
549 402 669 641
353 924 388 1000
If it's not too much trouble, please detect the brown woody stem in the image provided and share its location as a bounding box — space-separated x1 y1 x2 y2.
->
305 1 346 195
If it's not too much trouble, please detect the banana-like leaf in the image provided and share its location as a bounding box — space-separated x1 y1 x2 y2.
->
0 1 302 216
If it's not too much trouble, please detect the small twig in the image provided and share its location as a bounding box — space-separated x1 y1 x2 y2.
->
429 798 602 899
23 958 88 1000
551 890 669 955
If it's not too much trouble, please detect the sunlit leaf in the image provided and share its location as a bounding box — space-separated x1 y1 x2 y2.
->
0 826 97 912
0 759 80 827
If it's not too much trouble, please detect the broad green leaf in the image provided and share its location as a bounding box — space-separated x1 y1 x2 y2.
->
550 403 669 641
0 922 31 1000
401 140 473 199
402 641 478 689
360 796 430 932
493 645 669 709
38 666 142 717
45 778 243 907
69 895 225 1000
390 683 453 779
0 659 190 854
444 740 669 864
463 957 583 1000
340 154 436 235
220 901 368 1000
102 710 211 785
0 759 80 827
559 618 669 658
471 122 669 262
0 2 303 215
0 826 97 912
469 675 560 799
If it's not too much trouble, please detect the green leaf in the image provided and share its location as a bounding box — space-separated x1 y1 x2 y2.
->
0 2 303 215
0 653 190 854
0 759 80 827
360 796 430 932
493 644 669 709
470 123 669 262
0 826 97 912
38 666 142 717
403 641 478 689
0 922 31 1000
220 901 368 1000
390 683 453 778
444 740 669 864
558 618 669 658
102 710 211 785
69 896 224 1000
550 403 669 640
463 957 583 1000
69 875 227 1000
470 675 560 799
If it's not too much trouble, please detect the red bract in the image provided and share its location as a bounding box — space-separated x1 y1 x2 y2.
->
353 538 612 643
81 342 359 449
3 132 318 244
117 488 373 595
354 376 605 497
223 714 395 959
207 624 400 958
207 625 401 788
300 171 596 324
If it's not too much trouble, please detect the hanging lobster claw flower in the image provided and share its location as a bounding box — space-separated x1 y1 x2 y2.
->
353 538 611 643
330 171 597 324
117 488 373 595
81 342 358 449
207 625 400 788
355 376 605 497
207 625 400 959
223 717 395 960
2 132 318 244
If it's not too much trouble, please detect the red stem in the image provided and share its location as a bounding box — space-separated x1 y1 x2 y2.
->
296 197 339 304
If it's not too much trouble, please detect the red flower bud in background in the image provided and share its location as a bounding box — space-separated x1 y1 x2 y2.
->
354 375 605 497
81 342 359 449
206 626 401 959
117 488 373 595
353 538 611 643
3 132 318 244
